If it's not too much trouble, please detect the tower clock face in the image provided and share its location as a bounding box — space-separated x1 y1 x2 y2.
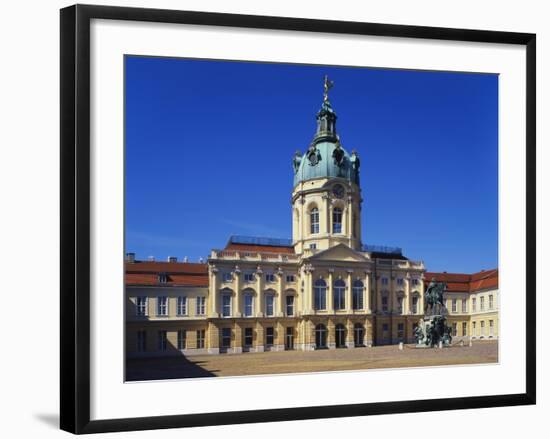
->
332 184 345 199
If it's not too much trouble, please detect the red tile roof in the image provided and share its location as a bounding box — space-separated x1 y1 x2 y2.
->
125 261 208 287
425 269 498 293
224 243 295 254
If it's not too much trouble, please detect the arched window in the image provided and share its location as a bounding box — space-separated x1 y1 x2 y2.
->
354 323 365 347
333 279 346 310
352 280 364 310
314 278 327 310
335 323 346 348
315 324 327 349
310 207 319 234
332 207 342 233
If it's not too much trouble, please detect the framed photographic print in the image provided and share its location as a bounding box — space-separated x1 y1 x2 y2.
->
60 4 536 434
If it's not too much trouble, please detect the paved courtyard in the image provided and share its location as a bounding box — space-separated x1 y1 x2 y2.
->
126 340 498 381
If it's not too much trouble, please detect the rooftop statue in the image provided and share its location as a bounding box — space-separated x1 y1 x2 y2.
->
323 74 334 102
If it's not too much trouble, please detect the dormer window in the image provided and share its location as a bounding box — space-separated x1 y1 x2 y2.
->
158 273 168 283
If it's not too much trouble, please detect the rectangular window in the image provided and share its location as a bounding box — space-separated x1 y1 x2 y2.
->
265 273 275 283
452 299 457 313
481 320 486 336
381 296 388 312
352 287 363 310
397 323 404 339
480 296 485 311
221 328 231 348
157 296 168 316
177 296 187 316
158 330 167 351
136 330 146 352
222 272 233 282
412 278 419 286
332 209 342 233
310 209 319 234
309 243 317 250
265 295 274 316
266 327 274 346
489 294 494 309
136 296 148 316
286 274 295 283
489 320 494 336
196 329 205 349
462 321 467 336
382 323 389 337
381 277 389 285
472 321 477 336
472 298 477 312
244 327 253 347
222 294 231 317
286 295 295 316
412 296 418 314
244 294 254 317
196 296 206 315
244 273 255 283
397 297 403 314
452 322 458 336
462 299 467 313
397 278 404 286
177 330 186 350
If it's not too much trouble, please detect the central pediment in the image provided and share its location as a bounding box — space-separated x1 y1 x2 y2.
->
306 243 370 263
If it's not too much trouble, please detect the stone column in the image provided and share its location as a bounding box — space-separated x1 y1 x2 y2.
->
323 194 330 235
255 321 265 353
256 266 264 317
210 267 219 317
403 274 410 315
327 318 336 349
327 269 334 313
233 321 243 354
346 270 353 313
234 266 241 317
347 196 353 244
207 321 220 354
277 268 284 317
346 318 355 348
364 271 371 313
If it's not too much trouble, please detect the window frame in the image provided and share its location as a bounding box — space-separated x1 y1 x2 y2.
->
177 296 187 316
136 296 148 317
157 296 168 317
310 207 320 234
196 296 206 316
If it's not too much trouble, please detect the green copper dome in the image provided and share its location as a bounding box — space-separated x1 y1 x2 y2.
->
292 76 360 187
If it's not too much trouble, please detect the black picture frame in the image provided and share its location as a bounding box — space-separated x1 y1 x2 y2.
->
60 4 536 434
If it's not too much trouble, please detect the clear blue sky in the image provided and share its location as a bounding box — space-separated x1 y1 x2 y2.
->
125 56 498 273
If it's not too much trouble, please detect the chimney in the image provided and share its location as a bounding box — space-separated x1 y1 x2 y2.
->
199 257 204 264
148 255 155 262
168 256 177 263
125 252 135 263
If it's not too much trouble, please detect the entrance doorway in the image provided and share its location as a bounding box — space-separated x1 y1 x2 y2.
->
315 324 328 349
335 324 346 348
285 327 294 350
354 323 365 347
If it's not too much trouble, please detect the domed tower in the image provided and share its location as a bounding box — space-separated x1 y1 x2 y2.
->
291 76 363 254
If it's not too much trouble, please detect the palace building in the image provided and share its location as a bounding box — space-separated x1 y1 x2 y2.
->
125 79 499 357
